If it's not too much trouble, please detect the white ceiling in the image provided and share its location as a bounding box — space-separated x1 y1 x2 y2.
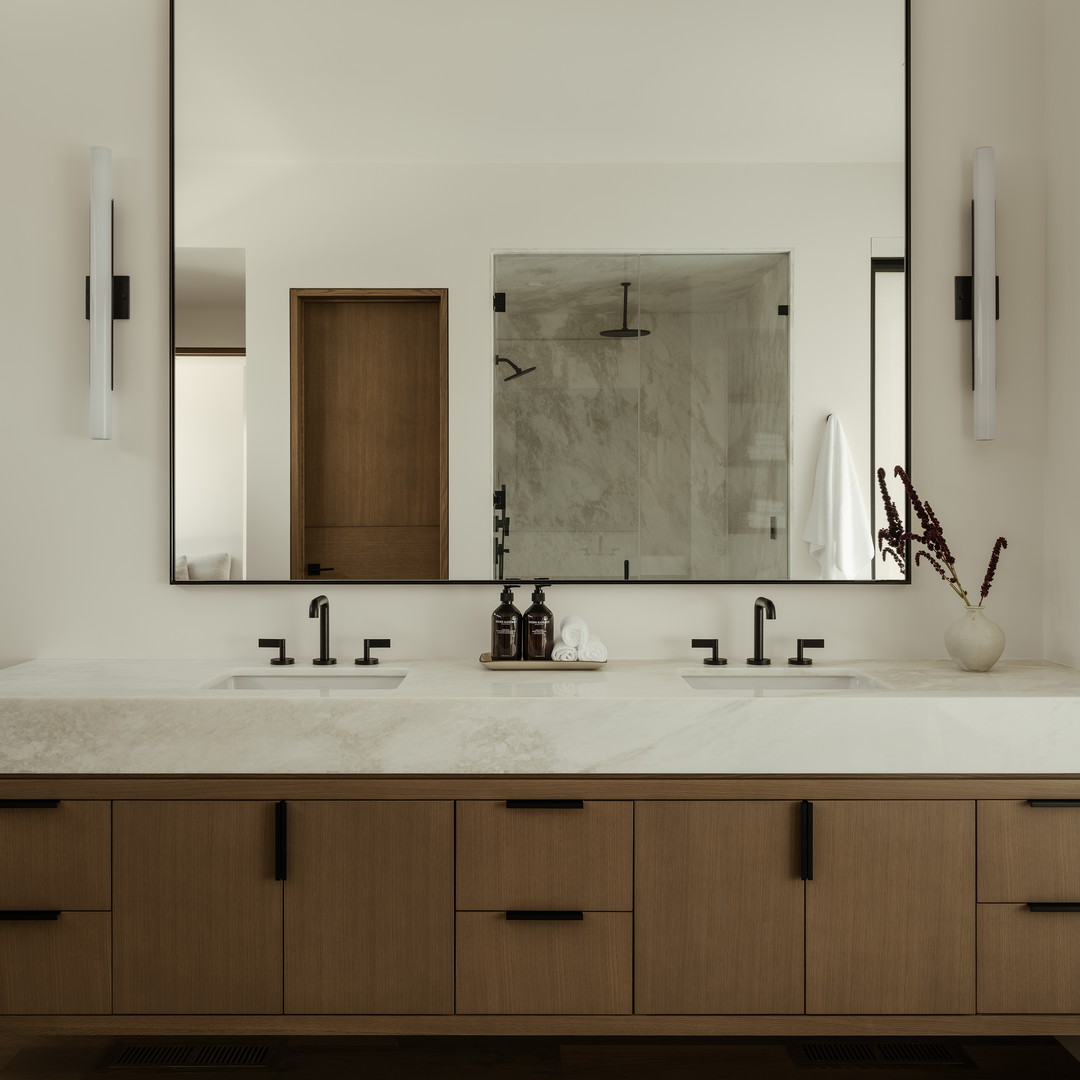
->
175 0 904 165
174 248 245 310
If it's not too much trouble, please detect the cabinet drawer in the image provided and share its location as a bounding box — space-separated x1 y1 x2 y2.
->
0 912 111 1013
0 800 110 909
978 799 1080 901
456 800 631 910
456 911 631 1014
978 903 1080 1013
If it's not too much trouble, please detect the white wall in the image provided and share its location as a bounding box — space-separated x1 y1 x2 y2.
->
1043 0 1080 667
174 307 244 350
0 0 1054 664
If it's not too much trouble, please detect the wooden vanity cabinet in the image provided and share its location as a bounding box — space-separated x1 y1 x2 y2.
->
9 777 1080 1034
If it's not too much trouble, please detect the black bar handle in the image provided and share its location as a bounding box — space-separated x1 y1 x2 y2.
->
274 800 288 882
0 910 61 921
0 800 60 809
505 799 584 810
1028 903 1080 912
506 910 584 921
1029 800 1080 808
800 800 814 881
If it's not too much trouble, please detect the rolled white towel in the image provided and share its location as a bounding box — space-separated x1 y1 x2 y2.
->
559 615 589 649
552 640 578 662
576 637 608 663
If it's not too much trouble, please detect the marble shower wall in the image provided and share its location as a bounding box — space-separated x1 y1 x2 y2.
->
494 262 789 580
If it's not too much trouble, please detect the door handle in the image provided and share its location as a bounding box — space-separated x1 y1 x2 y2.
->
0 800 60 808
274 801 287 881
800 800 814 881
0 910 61 920
1028 800 1080 807
1028 903 1080 912
505 799 584 809
505 910 583 921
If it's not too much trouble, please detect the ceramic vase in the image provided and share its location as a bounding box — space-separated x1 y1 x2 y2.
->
944 606 1005 672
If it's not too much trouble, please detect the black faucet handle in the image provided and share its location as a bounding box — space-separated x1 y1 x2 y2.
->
789 638 825 666
691 638 727 666
356 638 392 666
258 638 295 666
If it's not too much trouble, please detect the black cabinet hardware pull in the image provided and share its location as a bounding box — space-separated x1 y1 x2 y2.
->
505 799 584 809
505 910 584 921
800 800 814 881
0 910 61 921
1028 903 1080 912
1028 800 1080 807
0 800 60 809
274 801 288 882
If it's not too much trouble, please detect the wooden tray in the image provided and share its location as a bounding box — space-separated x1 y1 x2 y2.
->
478 653 607 671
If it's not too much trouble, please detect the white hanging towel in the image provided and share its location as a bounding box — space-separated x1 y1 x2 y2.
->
802 415 875 580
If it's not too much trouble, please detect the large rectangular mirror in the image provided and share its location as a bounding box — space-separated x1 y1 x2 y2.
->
171 0 908 584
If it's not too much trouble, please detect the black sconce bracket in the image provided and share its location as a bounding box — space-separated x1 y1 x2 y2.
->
84 276 131 320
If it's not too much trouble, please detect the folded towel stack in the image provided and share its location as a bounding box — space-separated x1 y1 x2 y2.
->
552 615 608 662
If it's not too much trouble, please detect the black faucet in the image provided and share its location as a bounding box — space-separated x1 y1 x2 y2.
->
308 595 337 665
747 596 776 666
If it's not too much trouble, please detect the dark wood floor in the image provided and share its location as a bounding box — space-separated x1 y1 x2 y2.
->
1 1036 1078 1080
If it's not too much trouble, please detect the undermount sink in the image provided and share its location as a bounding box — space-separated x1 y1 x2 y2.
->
681 669 883 692
206 671 406 691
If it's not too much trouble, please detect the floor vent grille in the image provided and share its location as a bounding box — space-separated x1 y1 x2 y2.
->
788 1039 972 1069
106 1042 273 1069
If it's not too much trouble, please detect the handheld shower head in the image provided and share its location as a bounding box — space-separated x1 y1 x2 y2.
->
495 355 537 381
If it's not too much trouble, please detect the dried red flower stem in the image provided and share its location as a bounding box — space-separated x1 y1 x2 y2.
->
876 465 1007 606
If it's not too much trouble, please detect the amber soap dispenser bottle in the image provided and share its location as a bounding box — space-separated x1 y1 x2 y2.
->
523 584 554 661
491 586 522 660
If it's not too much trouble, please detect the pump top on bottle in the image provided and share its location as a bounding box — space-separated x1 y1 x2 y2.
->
491 586 522 660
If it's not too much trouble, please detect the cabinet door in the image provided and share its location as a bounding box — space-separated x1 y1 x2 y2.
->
635 801 804 1014
806 800 974 1015
285 801 453 1014
113 801 282 1014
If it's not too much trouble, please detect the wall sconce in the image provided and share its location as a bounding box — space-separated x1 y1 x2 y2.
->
954 145 999 441
85 146 130 440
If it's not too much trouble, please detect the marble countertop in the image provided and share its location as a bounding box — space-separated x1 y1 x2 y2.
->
1 658 1079 775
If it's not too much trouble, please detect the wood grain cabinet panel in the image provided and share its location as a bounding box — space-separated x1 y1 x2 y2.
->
112 801 282 1014
634 801 804 1015
0 800 109 910
457 800 632 911
284 801 453 1014
978 800 1080 901
457 912 631 1014
978 903 1080 1013
806 800 975 1015
0 912 110 1014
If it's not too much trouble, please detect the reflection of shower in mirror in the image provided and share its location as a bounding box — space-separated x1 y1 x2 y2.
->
495 355 537 381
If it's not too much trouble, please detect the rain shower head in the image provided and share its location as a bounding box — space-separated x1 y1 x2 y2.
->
495 355 537 381
599 281 650 338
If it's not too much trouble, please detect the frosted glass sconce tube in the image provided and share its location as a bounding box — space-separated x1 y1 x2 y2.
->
88 146 113 440
972 146 996 441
